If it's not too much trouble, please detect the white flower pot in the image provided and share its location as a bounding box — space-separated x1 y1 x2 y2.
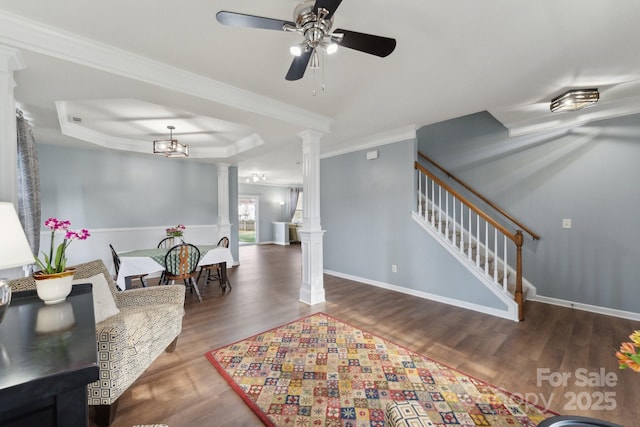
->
33 268 75 305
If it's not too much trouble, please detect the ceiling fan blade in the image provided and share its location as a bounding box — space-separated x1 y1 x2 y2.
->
334 29 396 57
216 11 294 31
286 49 313 81
314 0 343 19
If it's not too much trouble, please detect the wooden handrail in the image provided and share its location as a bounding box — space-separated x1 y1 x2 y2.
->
418 151 540 240
415 161 526 320
415 162 517 243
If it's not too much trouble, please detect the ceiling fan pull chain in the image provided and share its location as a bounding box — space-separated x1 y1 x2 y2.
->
312 67 318 96
321 50 326 92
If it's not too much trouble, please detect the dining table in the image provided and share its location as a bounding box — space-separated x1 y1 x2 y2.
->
116 245 234 291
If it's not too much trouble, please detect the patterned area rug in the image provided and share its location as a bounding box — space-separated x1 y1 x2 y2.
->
206 313 553 426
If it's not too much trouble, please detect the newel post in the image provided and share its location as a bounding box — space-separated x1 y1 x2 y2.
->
515 230 524 321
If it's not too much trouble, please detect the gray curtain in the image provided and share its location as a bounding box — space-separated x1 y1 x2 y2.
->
16 109 41 257
288 187 301 222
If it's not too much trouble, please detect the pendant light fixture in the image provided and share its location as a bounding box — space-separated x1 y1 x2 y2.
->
153 125 189 157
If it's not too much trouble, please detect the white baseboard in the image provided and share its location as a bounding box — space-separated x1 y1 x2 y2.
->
530 295 640 321
322 270 640 322
323 269 519 322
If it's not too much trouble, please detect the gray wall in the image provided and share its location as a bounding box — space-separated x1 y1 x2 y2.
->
417 111 640 313
321 140 507 310
238 183 292 243
38 144 218 228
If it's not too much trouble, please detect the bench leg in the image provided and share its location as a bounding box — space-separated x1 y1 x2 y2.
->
165 336 179 353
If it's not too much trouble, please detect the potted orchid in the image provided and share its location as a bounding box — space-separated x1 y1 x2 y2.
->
33 217 90 304
616 330 640 372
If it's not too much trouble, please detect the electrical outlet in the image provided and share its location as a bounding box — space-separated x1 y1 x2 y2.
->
562 218 572 229
391 264 397 273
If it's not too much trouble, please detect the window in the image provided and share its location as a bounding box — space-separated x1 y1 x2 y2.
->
292 192 303 224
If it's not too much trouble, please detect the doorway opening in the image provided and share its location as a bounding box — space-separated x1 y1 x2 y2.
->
238 195 258 244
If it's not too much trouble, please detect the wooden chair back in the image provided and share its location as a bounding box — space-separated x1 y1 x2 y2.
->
164 244 200 280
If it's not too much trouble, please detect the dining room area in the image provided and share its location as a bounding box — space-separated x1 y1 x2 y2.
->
109 231 235 302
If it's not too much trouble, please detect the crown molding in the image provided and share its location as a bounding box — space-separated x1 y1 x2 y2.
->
321 125 417 159
56 101 263 157
0 10 333 133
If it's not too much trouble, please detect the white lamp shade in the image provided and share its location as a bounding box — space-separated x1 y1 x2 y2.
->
0 202 34 269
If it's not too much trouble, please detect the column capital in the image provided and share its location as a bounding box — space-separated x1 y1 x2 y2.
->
298 129 325 143
0 45 25 73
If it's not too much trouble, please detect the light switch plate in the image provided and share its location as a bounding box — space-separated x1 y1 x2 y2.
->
562 218 572 229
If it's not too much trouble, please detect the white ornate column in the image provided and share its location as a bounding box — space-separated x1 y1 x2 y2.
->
0 46 25 205
216 162 232 240
298 129 326 305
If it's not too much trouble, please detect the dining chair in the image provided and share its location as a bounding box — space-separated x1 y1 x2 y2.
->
162 243 202 302
196 236 231 293
109 244 148 289
157 236 174 248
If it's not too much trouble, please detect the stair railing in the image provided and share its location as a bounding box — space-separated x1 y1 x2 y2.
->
415 161 526 320
418 151 540 241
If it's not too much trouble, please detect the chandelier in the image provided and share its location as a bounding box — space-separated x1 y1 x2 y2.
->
153 125 189 157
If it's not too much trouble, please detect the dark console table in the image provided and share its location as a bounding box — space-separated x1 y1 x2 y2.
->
0 284 98 426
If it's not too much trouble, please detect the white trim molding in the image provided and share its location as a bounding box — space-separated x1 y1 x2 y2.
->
321 125 418 159
324 269 518 322
531 295 640 321
0 10 333 133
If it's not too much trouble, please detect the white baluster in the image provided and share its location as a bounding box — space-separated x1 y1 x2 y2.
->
503 235 508 291
430 179 435 227
493 227 498 283
459 201 464 253
444 190 449 238
468 208 472 261
484 221 489 275
438 186 442 232
475 214 480 267
452 195 456 245
418 171 422 218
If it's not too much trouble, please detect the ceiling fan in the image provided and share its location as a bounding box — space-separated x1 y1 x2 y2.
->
216 0 396 81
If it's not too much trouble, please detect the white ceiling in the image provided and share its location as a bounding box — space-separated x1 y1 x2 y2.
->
2 1 640 185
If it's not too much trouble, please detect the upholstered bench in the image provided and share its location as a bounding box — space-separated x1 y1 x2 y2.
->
385 400 434 427
9 259 186 426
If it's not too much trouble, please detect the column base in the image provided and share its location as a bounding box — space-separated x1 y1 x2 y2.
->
298 228 326 306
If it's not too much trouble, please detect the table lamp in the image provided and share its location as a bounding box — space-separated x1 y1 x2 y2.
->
0 202 35 320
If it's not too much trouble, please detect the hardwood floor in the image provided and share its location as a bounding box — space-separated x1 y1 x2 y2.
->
101 244 638 426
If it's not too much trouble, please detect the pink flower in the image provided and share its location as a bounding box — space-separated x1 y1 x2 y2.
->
35 218 90 274
44 217 71 231
65 228 91 241
166 224 186 237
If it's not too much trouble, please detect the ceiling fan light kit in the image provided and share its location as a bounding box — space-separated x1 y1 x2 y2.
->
216 0 396 85
153 125 189 157
550 88 599 112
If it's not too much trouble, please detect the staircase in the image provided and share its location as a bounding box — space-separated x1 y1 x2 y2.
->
414 153 540 321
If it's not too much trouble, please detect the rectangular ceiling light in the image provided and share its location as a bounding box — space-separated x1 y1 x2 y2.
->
550 88 599 112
